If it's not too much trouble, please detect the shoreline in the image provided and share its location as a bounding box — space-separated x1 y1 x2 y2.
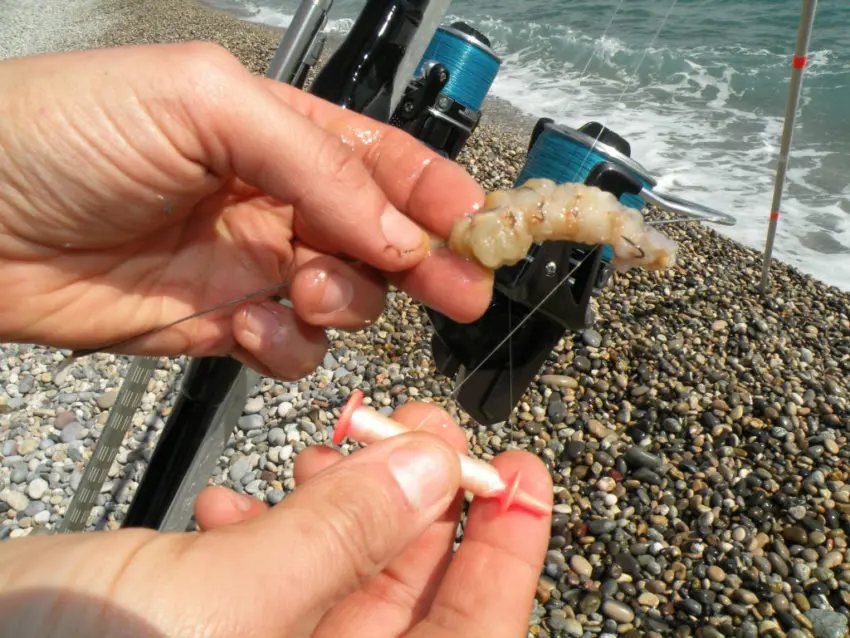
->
1 1 849 637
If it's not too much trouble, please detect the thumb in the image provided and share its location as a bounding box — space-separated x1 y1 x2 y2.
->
226 431 462 635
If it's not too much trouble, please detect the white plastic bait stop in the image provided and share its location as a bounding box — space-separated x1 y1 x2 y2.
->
333 390 551 517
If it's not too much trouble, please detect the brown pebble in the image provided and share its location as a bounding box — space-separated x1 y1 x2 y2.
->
772 594 790 613
638 591 660 607
536 576 555 604
793 593 811 611
708 565 726 582
571 554 593 579
735 589 760 604
820 551 844 569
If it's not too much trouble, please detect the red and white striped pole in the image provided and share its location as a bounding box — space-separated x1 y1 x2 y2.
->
759 0 818 294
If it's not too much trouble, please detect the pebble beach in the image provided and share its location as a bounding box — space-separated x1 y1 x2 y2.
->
2 1 850 637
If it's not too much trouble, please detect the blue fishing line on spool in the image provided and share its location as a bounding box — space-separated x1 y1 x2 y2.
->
516 127 656 262
416 28 500 112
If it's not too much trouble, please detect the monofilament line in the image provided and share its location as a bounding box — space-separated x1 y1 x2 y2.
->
579 0 626 76
54 281 292 374
451 245 602 399
573 0 680 193
503 0 625 444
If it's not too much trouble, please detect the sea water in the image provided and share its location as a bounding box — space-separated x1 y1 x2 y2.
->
210 0 850 292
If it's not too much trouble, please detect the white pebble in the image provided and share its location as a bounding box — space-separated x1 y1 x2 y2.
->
27 478 48 500
0 489 29 511
596 477 616 492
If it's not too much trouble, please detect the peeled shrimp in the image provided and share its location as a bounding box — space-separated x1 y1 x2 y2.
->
447 178 678 272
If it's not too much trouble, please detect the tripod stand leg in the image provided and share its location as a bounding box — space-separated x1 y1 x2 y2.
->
156 366 260 533
121 357 259 531
57 356 159 533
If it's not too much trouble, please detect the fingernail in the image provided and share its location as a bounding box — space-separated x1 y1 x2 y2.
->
244 304 287 343
388 439 455 512
230 491 253 512
317 270 354 314
380 203 425 253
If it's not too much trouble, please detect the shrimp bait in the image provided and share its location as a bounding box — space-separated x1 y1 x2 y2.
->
446 178 678 272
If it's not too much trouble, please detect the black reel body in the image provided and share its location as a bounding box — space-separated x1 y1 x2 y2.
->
390 22 500 159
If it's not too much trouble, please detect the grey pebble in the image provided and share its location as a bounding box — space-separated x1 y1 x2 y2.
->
96 390 119 410
268 427 287 446
587 519 617 535
229 459 252 483
237 414 264 432
10 463 27 484
60 423 83 443
601 599 634 623
26 478 48 500
805 609 848 638
267 489 286 505
244 396 264 414
623 446 662 469
582 329 602 348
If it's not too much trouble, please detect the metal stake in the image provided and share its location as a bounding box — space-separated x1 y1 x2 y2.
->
759 0 818 294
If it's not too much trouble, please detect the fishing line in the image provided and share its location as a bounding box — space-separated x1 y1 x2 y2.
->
579 0 626 76
53 281 292 376
451 245 603 400
573 0 680 190
501 0 624 442
451 0 680 401
508 283 515 443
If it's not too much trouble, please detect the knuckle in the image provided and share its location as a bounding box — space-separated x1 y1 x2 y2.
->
172 42 242 94
312 133 372 192
179 41 238 70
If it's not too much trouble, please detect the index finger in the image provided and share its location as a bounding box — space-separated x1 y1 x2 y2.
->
259 78 494 323
259 78 485 238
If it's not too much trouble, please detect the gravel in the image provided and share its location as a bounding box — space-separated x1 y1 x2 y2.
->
2 1 850 637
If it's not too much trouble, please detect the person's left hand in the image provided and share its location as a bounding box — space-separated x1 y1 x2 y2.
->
0 43 493 379
0 401 552 638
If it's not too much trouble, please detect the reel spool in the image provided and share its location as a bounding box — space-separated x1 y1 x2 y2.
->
391 22 501 159
516 119 656 289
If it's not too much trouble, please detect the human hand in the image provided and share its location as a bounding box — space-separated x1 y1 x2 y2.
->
0 401 552 637
0 43 492 378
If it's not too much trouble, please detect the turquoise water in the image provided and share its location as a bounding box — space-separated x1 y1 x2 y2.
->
213 0 850 290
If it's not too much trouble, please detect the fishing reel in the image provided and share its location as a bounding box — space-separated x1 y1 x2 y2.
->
428 117 736 426
390 22 501 159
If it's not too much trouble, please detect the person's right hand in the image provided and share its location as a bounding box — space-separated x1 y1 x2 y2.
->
0 42 493 379
0 401 553 638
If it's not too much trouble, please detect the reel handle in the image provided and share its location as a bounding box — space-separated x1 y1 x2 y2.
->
587 162 737 227
640 187 737 226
